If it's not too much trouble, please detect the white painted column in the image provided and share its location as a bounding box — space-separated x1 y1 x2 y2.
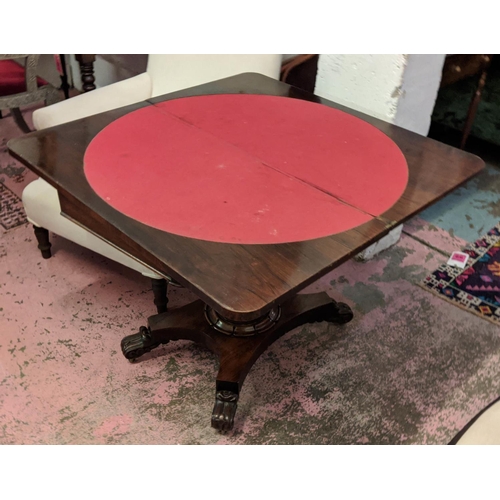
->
315 54 409 122
314 54 445 260
394 54 446 135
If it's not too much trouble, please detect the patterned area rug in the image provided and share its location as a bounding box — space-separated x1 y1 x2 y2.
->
0 109 37 231
421 223 500 325
0 182 27 230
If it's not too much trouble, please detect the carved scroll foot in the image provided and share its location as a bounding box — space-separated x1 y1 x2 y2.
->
211 390 239 432
120 301 207 362
325 301 354 324
304 297 353 325
121 326 167 361
122 293 354 430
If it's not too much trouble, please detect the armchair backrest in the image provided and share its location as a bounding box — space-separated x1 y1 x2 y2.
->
0 54 41 94
146 54 282 98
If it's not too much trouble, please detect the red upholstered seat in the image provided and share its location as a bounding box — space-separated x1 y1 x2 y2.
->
0 59 48 96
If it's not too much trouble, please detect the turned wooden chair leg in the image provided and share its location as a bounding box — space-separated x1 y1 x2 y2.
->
151 278 168 314
33 226 52 258
11 107 32 134
460 60 490 150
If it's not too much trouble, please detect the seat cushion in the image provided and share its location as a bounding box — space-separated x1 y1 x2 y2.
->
22 178 164 279
451 397 500 444
0 59 48 97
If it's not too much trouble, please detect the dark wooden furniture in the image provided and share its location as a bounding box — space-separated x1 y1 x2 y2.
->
75 54 96 92
0 55 61 132
8 73 485 431
440 54 492 149
280 54 319 93
58 54 70 100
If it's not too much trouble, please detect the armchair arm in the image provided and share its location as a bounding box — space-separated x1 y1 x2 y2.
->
32 72 152 130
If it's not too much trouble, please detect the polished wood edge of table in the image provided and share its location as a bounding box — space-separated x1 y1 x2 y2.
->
55 189 392 322
52 165 484 323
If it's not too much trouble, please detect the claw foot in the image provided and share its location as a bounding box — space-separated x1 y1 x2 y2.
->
308 301 354 325
326 302 354 324
121 326 166 361
211 390 239 432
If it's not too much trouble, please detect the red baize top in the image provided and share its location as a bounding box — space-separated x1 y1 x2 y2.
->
84 94 408 244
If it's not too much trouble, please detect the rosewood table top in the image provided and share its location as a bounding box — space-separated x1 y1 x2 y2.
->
8 73 486 431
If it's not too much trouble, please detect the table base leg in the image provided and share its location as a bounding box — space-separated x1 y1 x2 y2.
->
121 292 353 431
151 278 168 314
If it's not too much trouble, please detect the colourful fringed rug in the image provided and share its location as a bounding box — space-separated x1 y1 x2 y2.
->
421 223 500 325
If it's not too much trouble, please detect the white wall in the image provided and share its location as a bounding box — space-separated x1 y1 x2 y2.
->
394 54 445 135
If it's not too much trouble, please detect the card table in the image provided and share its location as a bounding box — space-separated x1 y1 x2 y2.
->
8 73 484 431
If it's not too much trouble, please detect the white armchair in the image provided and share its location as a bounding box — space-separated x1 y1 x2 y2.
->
23 54 282 312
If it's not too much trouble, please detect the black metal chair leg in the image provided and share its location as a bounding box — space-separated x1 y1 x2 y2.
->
11 107 32 133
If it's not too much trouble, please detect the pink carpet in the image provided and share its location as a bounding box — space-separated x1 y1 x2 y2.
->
2 106 500 444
